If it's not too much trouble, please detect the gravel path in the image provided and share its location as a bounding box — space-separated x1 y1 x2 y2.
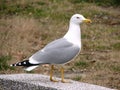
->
0 74 115 90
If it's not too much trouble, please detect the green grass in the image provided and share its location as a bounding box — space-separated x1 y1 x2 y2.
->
111 65 120 72
73 76 82 81
70 0 120 6
0 4 47 18
75 61 89 68
0 55 12 71
111 43 120 51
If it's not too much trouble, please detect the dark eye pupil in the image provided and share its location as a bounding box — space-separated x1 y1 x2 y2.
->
76 17 79 19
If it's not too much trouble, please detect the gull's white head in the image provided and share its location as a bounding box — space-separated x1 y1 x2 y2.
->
70 14 91 24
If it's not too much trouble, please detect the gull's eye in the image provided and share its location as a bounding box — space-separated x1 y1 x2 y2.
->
76 17 79 19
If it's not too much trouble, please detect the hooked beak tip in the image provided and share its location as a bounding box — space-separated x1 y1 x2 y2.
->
83 19 92 23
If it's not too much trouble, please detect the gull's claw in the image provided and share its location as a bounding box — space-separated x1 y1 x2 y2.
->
50 65 59 82
61 67 71 83
61 79 71 83
50 78 59 82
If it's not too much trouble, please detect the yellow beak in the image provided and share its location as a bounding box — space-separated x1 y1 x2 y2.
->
83 19 92 23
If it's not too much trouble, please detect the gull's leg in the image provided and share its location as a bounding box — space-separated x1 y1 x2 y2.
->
50 65 58 82
61 67 66 83
61 67 70 83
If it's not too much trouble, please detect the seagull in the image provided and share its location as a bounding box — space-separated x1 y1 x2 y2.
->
10 14 91 83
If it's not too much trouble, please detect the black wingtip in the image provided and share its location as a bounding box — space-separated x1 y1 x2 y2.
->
10 60 39 67
10 62 22 67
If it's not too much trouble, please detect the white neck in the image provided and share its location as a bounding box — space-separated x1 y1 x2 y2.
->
63 22 81 47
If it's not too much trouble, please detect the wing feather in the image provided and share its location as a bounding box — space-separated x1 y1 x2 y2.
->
29 38 80 64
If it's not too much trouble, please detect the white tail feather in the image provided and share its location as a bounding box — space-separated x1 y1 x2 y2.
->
25 66 39 71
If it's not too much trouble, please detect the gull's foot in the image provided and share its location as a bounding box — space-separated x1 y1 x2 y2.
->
50 78 59 82
61 79 71 83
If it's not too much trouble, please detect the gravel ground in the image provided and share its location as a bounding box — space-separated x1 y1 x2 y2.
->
0 74 115 90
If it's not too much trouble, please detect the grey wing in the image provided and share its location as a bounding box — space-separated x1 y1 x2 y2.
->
29 38 80 64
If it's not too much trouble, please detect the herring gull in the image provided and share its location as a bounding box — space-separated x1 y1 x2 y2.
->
10 14 91 83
